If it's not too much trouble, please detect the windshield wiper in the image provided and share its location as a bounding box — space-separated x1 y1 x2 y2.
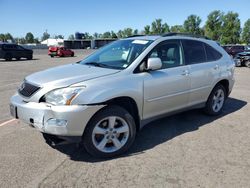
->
84 62 123 70
85 62 109 68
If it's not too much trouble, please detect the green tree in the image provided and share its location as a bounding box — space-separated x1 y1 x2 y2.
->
93 32 99 39
116 30 123 38
184 15 202 35
0 34 6 42
151 19 169 34
144 25 151 34
18 38 26 44
170 25 184 33
133 29 139 35
111 31 117 38
84 32 93 39
5 33 13 41
68 34 75 40
205 10 223 41
241 19 250 44
221 11 241 44
122 28 133 37
55 35 64 39
34 38 40 44
25 32 34 43
102 31 112 38
41 31 50 41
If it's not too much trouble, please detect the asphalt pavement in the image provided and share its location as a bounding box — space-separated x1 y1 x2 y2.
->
0 50 249 188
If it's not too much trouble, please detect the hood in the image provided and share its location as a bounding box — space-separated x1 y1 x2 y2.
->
26 63 120 87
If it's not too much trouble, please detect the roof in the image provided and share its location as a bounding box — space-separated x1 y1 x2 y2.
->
125 35 161 41
125 33 211 42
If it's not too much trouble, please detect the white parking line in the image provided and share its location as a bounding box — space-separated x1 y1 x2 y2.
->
0 119 17 127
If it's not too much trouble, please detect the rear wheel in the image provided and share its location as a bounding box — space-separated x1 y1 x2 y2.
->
245 61 250 68
204 84 226 116
5 53 12 61
83 105 136 158
71 53 74 57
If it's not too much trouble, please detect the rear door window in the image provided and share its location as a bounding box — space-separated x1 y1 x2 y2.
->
182 40 206 64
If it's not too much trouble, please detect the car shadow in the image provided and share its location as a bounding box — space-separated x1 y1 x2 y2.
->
0 58 39 62
51 97 247 162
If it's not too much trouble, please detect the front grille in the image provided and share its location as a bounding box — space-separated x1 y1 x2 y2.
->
18 82 40 97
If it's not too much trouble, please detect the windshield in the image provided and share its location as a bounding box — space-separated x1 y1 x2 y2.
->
80 39 153 69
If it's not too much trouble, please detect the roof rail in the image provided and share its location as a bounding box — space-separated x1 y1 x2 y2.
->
125 35 145 38
162 32 211 40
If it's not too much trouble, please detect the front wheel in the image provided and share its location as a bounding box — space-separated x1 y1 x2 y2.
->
204 84 226 116
245 61 250 68
83 105 136 158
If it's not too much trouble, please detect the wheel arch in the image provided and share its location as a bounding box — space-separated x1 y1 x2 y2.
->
84 96 141 135
215 79 229 97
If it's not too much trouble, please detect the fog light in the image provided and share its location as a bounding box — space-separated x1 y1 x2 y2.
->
46 119 68 126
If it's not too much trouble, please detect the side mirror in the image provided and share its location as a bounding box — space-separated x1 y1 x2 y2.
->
146 57 162 71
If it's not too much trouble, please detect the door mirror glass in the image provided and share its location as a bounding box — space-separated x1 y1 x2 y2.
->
146 57 162 71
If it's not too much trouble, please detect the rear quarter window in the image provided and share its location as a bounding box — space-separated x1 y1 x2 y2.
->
205 44 222 61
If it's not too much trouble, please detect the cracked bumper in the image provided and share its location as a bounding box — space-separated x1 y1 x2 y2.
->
10 94 104 136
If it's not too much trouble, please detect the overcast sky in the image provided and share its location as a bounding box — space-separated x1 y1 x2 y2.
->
0 0 249 38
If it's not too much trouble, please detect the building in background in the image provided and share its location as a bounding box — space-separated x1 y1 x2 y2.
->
40 38 117 49
41 38 64 47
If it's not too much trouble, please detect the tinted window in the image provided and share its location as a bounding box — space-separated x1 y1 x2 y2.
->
149 40 183 69
182 40 206 64
17 45 24 50
205 44 222 61
3 44 17 50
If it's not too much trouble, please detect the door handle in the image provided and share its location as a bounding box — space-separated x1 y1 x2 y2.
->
181 70 190 76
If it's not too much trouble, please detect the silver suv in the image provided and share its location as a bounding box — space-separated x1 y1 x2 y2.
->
10 34 235 158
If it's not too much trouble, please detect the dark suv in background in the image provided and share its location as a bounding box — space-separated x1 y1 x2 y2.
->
0 43 33 61
222 45 245 57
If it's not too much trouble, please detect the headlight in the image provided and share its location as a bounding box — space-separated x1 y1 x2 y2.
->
44 87 85 105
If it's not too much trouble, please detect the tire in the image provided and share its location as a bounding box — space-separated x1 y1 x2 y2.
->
16 57 21 61
83 105 136 158
71 53 74 57
5 53 12 61
204 84 226 116
27 55 32 60
245 61 250 68
50 55 54 58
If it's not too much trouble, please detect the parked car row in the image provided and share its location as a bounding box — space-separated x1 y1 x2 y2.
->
0 43 33 61
222 44 250 68
48 46 74 58
0 43 75 61
222 45 245 57
234 50 250 68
